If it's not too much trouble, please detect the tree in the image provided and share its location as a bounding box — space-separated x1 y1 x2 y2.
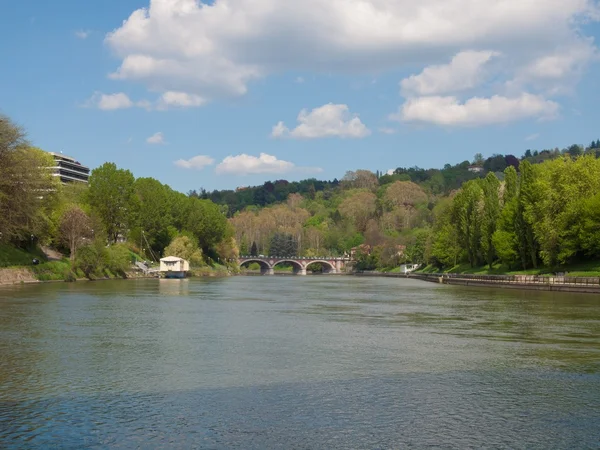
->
269 232 298 256
452 180 484 267
164 235 204 267
0 115 59 243
133 177 173 256
87 163 138 243
339 191 377 232
184 198 229 252
567 144 583 158
473 153 484 166
383 181 428 229
250 241 258 256
341 170 379 191
59 206 93 261
481 173 501 269
503 166 518 204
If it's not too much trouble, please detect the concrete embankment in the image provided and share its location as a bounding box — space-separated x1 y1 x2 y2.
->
354 271 600 295
0 268 38 286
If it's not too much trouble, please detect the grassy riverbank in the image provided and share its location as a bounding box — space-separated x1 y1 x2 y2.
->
418 260 600 277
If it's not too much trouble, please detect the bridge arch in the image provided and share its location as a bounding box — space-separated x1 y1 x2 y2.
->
272 259 304 275
239 259 272 275
305 260 336 273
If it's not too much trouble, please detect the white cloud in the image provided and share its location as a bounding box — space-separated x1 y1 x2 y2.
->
394 93 559 126
400 50 499 96
273 104 370 139
378 127 397 135
295 77 305 84
75 30 91 39
146 132 165 144
157 91 206 110
525 133 540 141
215 153 322 175
104 0 598 101
174 155 215 170
85 91 206 111
508 39 598 94
87 92 134 110
271 121 288 138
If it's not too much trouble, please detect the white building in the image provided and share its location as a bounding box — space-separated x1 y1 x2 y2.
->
400 264 420 274
48 152 90 183
159 256 190 279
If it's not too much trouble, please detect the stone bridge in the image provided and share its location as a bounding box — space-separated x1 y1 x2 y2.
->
239 256 353 275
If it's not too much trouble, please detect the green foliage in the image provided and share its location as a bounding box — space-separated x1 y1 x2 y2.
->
0 243 47 268
103 244 132 277
269 232 298 257
184 198 229 251
75 244 102 279
88 163 138 243
74 242 131 279
164 235 204 267
31 260 77 282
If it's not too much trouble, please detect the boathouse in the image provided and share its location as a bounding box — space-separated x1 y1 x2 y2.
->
159 256 189 279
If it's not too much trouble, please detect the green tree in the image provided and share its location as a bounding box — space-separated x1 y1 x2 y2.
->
87 163 138 243
481 173 501 268
164 235 204 267
269 232 298 257
452 180 483 267
133 177 173 256
184 198 229 253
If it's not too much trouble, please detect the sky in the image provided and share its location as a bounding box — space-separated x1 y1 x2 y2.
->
1 0 599 192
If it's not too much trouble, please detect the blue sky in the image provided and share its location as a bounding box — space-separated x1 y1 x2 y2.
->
1 0 599 192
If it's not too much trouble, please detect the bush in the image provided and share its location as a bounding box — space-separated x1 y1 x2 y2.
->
30 260 76 282
75 245 101 279
103 244 131 277
164 235 204 267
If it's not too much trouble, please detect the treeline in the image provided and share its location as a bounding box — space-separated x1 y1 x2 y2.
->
429 156 600 271
227 146 600 272
197 144 597 216
0 114 235 276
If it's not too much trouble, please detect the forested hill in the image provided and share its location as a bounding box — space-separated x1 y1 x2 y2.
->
193 141 600 216
222 140 600 275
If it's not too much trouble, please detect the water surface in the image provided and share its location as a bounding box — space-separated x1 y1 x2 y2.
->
1 277 599 448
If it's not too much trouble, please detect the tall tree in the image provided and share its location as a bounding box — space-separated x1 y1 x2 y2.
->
59 206 93 261
0 116 58 242
481 173 501 269
87 162 138 243
452 180 483 267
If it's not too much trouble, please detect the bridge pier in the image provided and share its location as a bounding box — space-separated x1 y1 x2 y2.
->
299 268 307 276
267 268 274 276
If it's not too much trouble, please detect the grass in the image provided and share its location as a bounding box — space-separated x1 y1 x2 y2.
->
417 261 600 277
0 243 47 268
30 260 82 282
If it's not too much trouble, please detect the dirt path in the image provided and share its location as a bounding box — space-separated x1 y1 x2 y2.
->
41 246 64 261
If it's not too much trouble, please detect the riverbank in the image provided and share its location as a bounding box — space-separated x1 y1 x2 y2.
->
355 271 600 294
0 265 237 286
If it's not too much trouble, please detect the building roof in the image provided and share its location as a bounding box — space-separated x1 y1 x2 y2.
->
160 256 187 262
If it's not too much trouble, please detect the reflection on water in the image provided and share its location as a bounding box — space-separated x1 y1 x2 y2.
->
1 277 599 448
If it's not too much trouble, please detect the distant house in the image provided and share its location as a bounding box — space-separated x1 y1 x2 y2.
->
159 256 190 279
351 244 372 258
468 165 484 173
351 244 406 259
400 263 420 274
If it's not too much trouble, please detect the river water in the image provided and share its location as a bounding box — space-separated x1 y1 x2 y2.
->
0 277 599 448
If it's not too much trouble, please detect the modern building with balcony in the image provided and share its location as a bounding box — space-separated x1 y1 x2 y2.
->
48 152 90 184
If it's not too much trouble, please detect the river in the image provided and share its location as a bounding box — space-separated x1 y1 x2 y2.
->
0 277 599 448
